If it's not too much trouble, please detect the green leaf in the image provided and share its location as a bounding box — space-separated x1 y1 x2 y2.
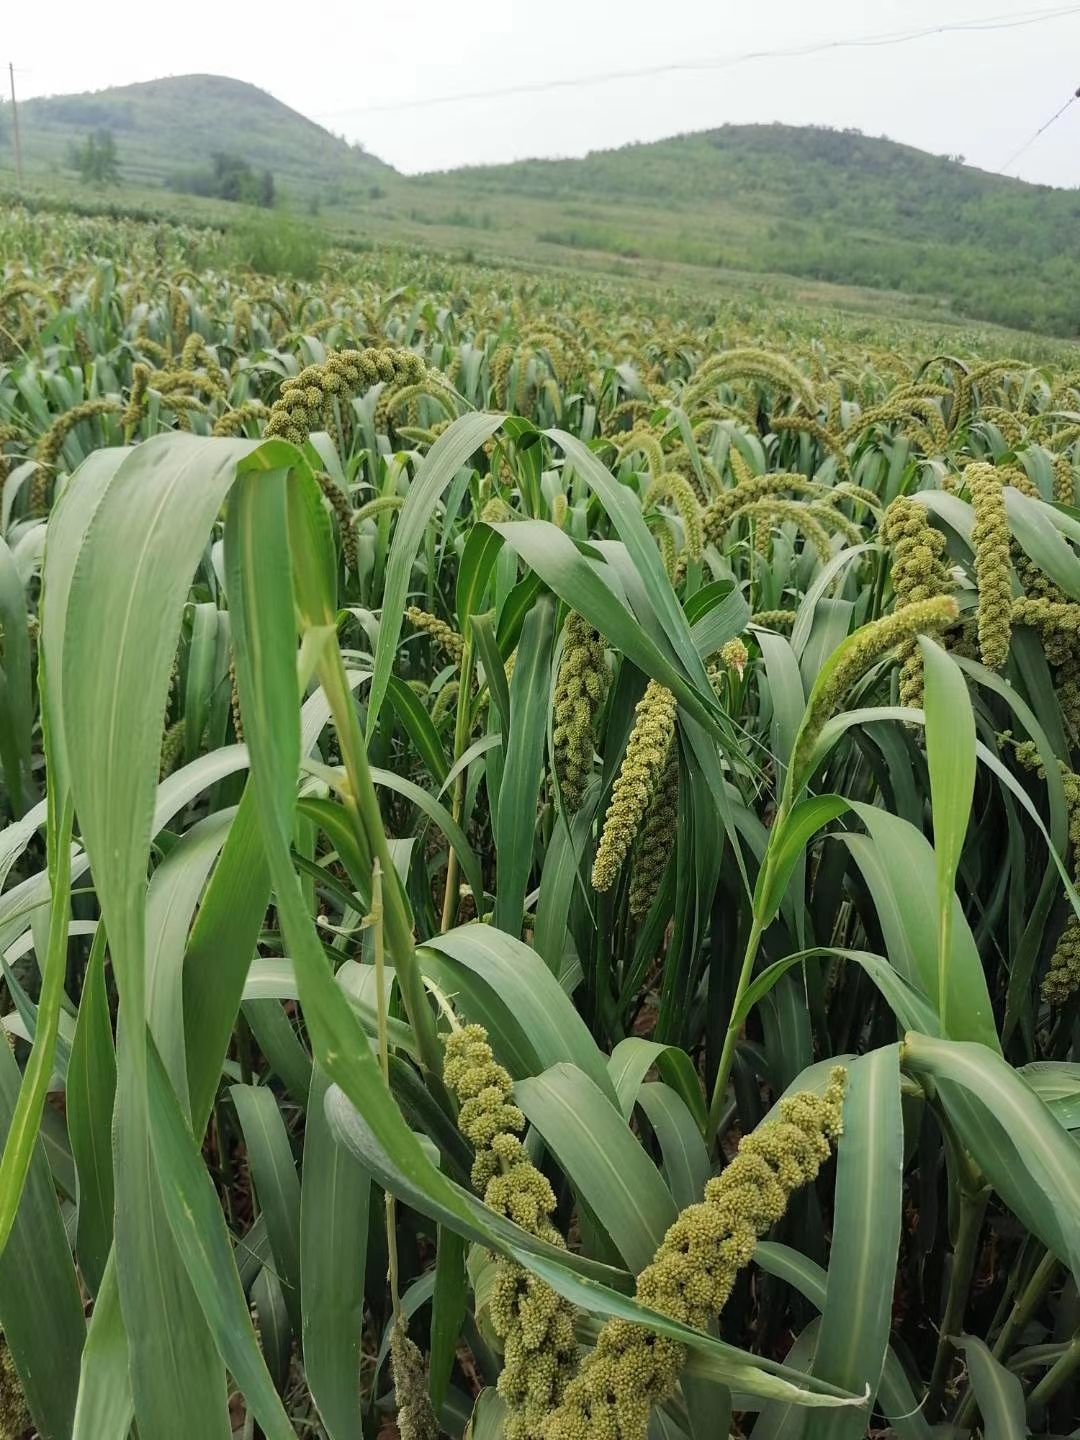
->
918 638 976 1032
606 1036 706 1132
72 1256 134 1440
231 1084 303 1332
494 594 554 934
844 803 999 1052
902 1033 1080 1287
367 413 504 738
806 1047 904 1440
430 1227 468 1413
636 1083 710 1211
755 795 849 928
954 1335 1027 1440
301 1066 369 1440
67 923 116 1297
755 1243 931 1440
146 1042 297 1440
516 1062 677 1271
422 925 616 1102
0 1034 84 1440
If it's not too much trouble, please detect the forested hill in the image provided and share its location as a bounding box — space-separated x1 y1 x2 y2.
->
406 124 1080 336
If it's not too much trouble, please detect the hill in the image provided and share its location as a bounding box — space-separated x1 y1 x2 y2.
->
396 125 1080 336
0 74 389 201
2 74 1079 337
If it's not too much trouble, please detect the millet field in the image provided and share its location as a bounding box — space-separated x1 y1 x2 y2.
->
0 204 1078 1440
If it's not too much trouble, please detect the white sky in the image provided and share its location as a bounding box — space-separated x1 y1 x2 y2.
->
7 1 1080 183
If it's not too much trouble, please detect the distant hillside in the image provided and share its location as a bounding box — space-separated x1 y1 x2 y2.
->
3 78 1079 337
400 125 1080 336
0 74 390 200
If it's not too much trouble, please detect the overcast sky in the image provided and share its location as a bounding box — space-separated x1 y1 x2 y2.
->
7 1 1080 183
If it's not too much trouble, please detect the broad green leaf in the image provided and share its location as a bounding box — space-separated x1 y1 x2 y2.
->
67 923 116 1297
902 1033 1080 1287
422 925 616 1102
367 413 504 738
806 1047 903 1440
516 1062 677 1272
954 1335 1026 1440
0 1033 84 1440
494 594 554 934
146 1044 296 1440
301 1067 369 1440
231 1084 303 1332
72 1256 134 1440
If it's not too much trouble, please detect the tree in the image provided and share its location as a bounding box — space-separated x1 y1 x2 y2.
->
71 129 120 186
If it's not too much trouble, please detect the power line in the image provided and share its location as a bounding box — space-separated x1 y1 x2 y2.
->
313 4 1080 120
1000 85 1080 170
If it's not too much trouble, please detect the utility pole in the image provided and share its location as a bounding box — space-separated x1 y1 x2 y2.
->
8 63 23 186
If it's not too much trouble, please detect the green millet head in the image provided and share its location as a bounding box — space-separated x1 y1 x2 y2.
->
627 751 678 919
880 496 954 707
481 496 513 524
211 400 270 438
966 464 1013 670
443 1025 578 1440
313 471 359 573
592 680 678 893
792 596 959 781
545 1069 847 1440
552 612 609 814
265 348 425 449
406 606 465 664
751 609 796 632
431 680 460 727
159 719 186 781
1042 916 1080 1006
390 1318 439 1440
641 472 704 561
719 638 749 679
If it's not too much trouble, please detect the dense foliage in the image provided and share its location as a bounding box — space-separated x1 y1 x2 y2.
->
0 205 1078 1440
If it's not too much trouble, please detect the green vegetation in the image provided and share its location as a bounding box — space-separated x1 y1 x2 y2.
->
0 198 1078 1440
3 77 1080 335
68 129 120 186
167 150 275 208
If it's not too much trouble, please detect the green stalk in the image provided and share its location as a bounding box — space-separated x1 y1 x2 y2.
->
1027 1334 1080 1415
371 860 401 1321
705 910 765 1147
440 628 474 932
319 638 443 1080
928 1185 989 1417
956 1246 1061 1426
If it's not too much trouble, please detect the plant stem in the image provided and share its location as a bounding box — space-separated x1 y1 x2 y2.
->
705 910 764 1148
440 629 474 932
371 860 401 1321
1027 1334 1080 1415
928 1185 988 1417
319 639 443 1079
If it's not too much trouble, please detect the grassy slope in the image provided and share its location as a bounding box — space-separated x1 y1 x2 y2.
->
0 74 388 199
3 76 1078 337
391 126 1080 336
